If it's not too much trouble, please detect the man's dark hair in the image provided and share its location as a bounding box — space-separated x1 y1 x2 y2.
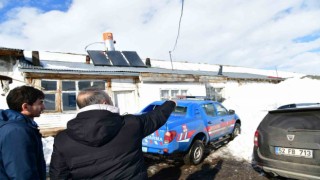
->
6 85 45 112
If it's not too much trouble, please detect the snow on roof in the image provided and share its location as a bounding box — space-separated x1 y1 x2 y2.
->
22 50 304 79
23 50 86 63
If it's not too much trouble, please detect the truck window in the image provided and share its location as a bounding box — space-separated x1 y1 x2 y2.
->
201 104 217 117
142 105 187 116
215 103 228 116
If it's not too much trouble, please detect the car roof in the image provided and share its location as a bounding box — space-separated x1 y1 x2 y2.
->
152 100 218 106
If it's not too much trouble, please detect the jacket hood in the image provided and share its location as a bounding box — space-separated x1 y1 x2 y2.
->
0 109 26 128
66 110 124 147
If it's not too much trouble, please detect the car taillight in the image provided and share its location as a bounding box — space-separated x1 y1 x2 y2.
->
164 131 177 144
254 130 259 147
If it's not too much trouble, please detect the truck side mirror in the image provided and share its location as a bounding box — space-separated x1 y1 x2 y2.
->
228 109 235 114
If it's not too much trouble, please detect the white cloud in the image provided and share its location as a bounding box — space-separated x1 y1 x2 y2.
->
0 0 320 75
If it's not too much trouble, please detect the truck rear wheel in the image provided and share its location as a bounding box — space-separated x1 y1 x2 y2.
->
183 140 204 165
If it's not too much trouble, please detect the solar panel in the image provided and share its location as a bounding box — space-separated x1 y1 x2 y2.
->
87 50 112 66
106 51 130 67
122 51 146 67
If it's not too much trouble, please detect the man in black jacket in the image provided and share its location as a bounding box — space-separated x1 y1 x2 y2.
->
50 88 176 179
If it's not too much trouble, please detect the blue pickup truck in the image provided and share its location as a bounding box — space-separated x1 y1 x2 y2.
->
141 99 241 165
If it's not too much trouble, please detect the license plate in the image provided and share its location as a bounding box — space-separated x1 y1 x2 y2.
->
142 147 147 152
275 147 313 158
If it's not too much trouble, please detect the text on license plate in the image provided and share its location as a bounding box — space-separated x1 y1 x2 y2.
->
275 147 313 158
142 147 147 152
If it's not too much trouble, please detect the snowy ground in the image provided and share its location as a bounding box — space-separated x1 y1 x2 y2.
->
42 77 320 166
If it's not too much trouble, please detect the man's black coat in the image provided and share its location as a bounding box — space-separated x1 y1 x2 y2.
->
50 101 175 180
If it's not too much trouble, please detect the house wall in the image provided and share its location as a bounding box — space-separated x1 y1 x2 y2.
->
32 77 139 126
138 82 206 110
0 63 27 109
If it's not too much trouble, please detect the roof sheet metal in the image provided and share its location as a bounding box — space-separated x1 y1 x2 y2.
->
18 60 279 80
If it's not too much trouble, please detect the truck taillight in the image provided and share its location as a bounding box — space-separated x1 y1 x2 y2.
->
254 130 259 147
164 131 177 144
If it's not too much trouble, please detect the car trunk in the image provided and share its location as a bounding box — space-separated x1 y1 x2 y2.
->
142 114 185 150
258 108 320 166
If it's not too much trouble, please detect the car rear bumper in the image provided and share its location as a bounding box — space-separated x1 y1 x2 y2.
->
142 144 179 154
253 147 320 180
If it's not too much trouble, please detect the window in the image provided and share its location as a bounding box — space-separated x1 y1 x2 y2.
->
62 81 75 91
215 103 228 116
42 80 57 111
160 89 188 100
62 81 76 111
171 90 179 98
173 106 187 115
160 90 169 100
42 81 56 91
62 93 76 110
181 90 188 95
142 104 187 116
41 79 106 112
44 94 56 111
202 104 217 117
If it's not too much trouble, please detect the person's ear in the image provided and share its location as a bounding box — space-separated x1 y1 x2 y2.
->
21 103 29 111
21 103 31 115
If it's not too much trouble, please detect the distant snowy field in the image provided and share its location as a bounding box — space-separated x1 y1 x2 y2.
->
42 77 320 165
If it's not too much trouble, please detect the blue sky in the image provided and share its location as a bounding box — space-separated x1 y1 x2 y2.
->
0 0 319 75
0 0 71 22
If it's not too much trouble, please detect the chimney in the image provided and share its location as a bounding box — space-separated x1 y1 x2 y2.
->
85 55 90 64
103 32 115 51
218 65 223 75
32 51 40 66
145 58 151 67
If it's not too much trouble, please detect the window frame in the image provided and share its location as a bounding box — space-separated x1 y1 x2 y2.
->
41 79 107 113
160 89 188 100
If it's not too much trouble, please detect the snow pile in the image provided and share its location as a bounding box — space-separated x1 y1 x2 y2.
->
42 137 54 165
206 77 320 162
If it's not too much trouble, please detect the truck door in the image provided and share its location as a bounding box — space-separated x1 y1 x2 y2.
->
213 103 235 135
201 103 224 141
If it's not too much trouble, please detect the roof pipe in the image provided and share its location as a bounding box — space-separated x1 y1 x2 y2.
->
103 32 115 51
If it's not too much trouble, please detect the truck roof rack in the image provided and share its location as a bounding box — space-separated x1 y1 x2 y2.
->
175 95 212 100
277 103 320 109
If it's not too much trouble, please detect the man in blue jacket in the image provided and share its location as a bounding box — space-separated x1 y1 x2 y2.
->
0 85 46 180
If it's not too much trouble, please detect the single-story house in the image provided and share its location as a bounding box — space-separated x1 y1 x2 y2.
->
1 47 290 135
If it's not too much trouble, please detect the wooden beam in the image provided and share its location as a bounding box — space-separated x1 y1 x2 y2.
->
140 72 227 83
0 49 24 56
39 127 65 137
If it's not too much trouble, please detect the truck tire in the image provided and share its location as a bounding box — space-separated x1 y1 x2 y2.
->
230 123 241 140
183 140 204 165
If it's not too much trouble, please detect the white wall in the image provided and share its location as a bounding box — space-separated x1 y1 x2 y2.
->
138 82 206 111
0 63 27 109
